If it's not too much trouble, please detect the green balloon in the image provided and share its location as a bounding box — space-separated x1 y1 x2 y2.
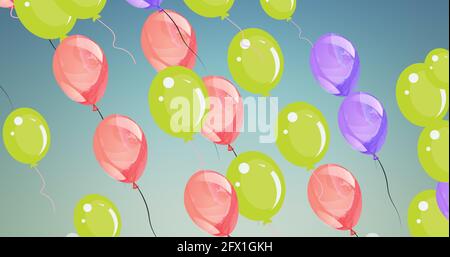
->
149 66 209 141
425 48 449 89
74 194 121 237
228 28 284 96
418 120 449 182
15 0 77 40
260 0 297 20
396 63 449 127
184 0 235 19
408 190 449 237
2 108 51 167
276 102 330 170
55 0 107 20
226 151 286 223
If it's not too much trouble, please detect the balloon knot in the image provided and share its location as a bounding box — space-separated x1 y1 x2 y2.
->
262 220 272 225
59 35 67 42
286 17 292 22
373 154 379 161
350 229 357 236
30 163 38 168
227 145 233 152
92 105 98 112
306 165 315 171
132 183 139 190
220 13 230 20
157 7 164 12
93 15 101 22
184 137 193 143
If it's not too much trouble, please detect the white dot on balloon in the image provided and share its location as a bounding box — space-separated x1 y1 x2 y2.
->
416 219 422 224
14 117 23 126
163 77 174 89
240 39 251 49
239 163 250 174
235 182 240 187
83 204 92 213
432 55 439 62
409 73 419 84
81 219 86 224
430 130 440 140
236 57 242 62
24 1 30 7
404 90 410 96
283 129 289 135
426 146 431 152
288 112 298 123
418 201 429 211
158 96 164 102
10 132 14 136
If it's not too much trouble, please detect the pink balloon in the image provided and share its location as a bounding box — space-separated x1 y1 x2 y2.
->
0 0 13 8
93 115 148 186
307 164 362 235
141 10 197 71
184 170 239 237
53 35 108 109
201 76 243 148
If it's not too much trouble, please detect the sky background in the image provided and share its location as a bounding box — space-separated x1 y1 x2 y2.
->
0 0 448 237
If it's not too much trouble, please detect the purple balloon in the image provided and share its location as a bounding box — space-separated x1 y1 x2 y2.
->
126 0 163 9
338 92 388 158
310 33 360 97
436 183 449 219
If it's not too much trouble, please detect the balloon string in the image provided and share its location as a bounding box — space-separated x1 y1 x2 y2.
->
224 16 243 33
213 143 221 160
228 144 238 158
134 184 157 237
33 166 56 213
376 157 402 226
49 40 56 50
9 7 18 19
94 105 105 120
160 9 207 71
289 20 313 48
97 19 137 64
0 84 14 111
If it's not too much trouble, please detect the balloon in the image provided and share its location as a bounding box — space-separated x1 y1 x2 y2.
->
276 102 330 170
201 76 243 147
396 63 449 127
436 183 449 219
55 0 107 20
126 0 163 9
307 164 362 234
260 0 296 20
53 35 108 108
141 10 197 71
338 92 387 158
2 108 51 166
93 115 148 186
417 120 449 182
226 151 285 223
0 0 13 8
408 190 449 237
228 28 284 96
74 194 121 237
14 0 77 40
148 66 209 141
184 0 235 19
310 33 360 97
184 170 239 237
425 48 449 89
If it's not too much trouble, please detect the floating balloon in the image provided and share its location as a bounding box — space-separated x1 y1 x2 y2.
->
55 0 107 20
425 48 449 89
226 151 285 223
74 194 121 237
310 33 360 96
408 190 449 237
417 120 449 182
141 10 197 71
228 28 284 96
126 0 163 9
184 0 235 19
3 108 51 166
308 164 362 235
53 35 108 109
201 76 243 148
396 63 449 127
338 92 387 158
93 115 148 186
436 183 449 219
14 0 77 40
0 0 13 8
184 170 239 237
260 0 296 20
276 102 329 170
149 66 208 141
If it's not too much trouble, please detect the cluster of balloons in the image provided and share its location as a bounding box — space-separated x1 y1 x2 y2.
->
396 49 449 237
13 0 107 40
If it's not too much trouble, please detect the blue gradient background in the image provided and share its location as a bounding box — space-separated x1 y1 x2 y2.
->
0 0 448 237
